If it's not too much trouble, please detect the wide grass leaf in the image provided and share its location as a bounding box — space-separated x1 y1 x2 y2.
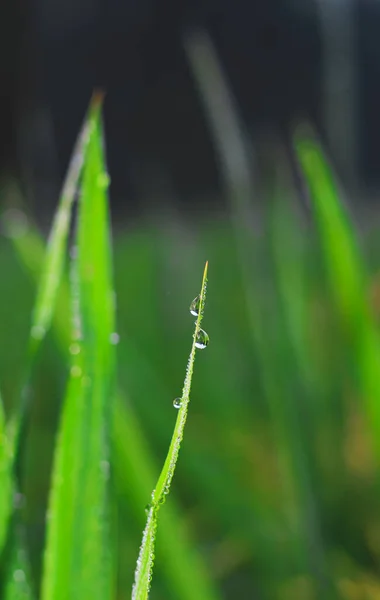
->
42 94 115 600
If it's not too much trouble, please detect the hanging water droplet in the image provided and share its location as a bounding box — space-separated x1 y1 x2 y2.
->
97 173 110 188
13 569 25 583
189 295 200 316
13 492 25 510
70 365 82 378
100 460 110 480
195 328 209 349
110 332 120 345
173 397 182 409
31 325 45 340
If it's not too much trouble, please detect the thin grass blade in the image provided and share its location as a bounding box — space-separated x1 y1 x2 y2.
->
8 207 221 600
132 261 208 600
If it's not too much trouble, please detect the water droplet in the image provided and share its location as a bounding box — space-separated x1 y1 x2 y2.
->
70 365 82 378
110 332 120 345
13 569 25 583
97 173 110 188
13 492 25 510
31 325 45 340
190 295 200 316
173 397 182 409
100 460 110 480
69 343 80 355
195 328 209 349
145 503 152 514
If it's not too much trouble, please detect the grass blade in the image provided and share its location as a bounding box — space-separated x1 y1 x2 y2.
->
295 131 380 462
8 198 221 600
41 94 115 600
132 261 209 600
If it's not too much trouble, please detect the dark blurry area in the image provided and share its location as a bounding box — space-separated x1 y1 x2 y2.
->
1 0 380 220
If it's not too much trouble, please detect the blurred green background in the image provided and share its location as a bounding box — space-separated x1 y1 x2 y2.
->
2 5 380 598
3 150 380 599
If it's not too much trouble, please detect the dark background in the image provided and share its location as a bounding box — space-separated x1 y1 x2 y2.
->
1 0 380 218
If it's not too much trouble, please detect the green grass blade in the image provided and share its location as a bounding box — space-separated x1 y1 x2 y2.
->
0 393 12 555
295 131 380 461
132 261 209 600
28 111 92 356
41 95 115 600
8 213 221 600
0 94 92 598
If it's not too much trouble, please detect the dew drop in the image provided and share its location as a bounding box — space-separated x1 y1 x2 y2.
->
189 295 200 317
70 365 82 378
13 569 25 583
173 397 182 409
100 460 110 480
31 325 45 340
13 492 25 510
97 173 110 188
69 343 80 355
110 332 120 345
145 503 152 514
195 328 209 349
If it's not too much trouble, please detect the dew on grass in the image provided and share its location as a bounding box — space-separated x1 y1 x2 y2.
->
189 295 200 316
195 328 209 349
70 365 82 378
31 325 45 340
145 503 152 515
13 569 25 583
173 397 182 409
110 332 120 345
69 343 80 355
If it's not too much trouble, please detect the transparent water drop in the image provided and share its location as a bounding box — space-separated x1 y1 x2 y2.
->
70 365 82 378
31 325 45 340
100 460 110 480
13 569 25 583
145 503 152 514
97 173 110 188
13 492 25 510
195 328 209 349
189 295 200 316
110 332 120 345
173 397 182 409
69 343 80 355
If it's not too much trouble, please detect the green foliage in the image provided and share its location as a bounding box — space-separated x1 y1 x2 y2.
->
132 263 208 600
2 103 380 600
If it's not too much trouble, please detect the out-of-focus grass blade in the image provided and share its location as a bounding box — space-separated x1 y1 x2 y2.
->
0 90 92 599
0 394 12 556
41 94 115 600
132 262 208 600
2 526 34 600
8 206 222 600
295 131 380 460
